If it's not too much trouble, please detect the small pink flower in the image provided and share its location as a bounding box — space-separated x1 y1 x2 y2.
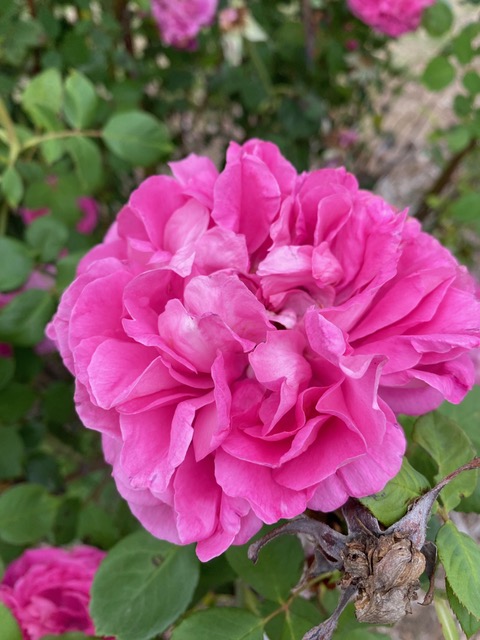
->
47 139 480 561
152 0 218 49
77 196 99 234
0 546 105 640
347 0 436 37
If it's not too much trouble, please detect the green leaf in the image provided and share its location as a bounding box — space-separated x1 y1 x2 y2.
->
0 357 14 390
64 71 98 129
360 458 430 526
453 94 473 118
414 413 477 512
1 166 23 207
439 387 480 454
0 427 24 480
422 56 455 91
77 504 119 549
56 251 84 292
0 382 35 423
0 483 58 544
434 593 461 640
448 192 480 231
0 602 22 640
422 1 454 37
91 531 200 640
263 598 321 640
0 237 33 292
171 608 263 640
0 289 55 346
452 33 474 65
437 521 480 619
21 69 63 125
463 71 480 95
66 137 103 192
226 528 304 603
102 111 171 167
25 215 68 262
43 381 75 424
335 630 390 640
446 579 480 638
445 126 471 153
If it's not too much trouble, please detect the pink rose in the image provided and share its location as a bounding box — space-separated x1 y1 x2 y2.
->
152 0 218 49
347 0 436 37
0 546 105 640
46 139 480 561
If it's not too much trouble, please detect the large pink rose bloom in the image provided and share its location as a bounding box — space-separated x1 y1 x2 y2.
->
47 139 480 561
0 546 105 640
347 0 436 37
152 0 218 49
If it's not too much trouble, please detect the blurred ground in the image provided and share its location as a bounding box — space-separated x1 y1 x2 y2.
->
366 1 479 212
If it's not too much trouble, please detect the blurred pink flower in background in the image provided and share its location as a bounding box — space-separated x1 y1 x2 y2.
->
47 139 480 561
347 0 436 37
19 197 99 235
0 545 105 640
152 0 218 48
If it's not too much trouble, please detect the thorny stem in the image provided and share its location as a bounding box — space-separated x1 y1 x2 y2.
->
415 138 478 226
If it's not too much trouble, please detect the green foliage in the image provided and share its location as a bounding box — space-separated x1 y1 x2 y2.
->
446 580 480 638
0 483 58 545
360 458 430 526
226 529 304 603
102 111 171 166
0 603 22 640
0 237 33 291
437 521 480 620
413 413 477 512
171 608 263 640
91 531 200 640
422 56 455 91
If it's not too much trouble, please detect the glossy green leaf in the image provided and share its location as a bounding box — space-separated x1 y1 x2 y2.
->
21 69 63 126
0 483 58 545
437 521 480 619
0 289 55 346
91 531 200 640
0 426 24 480
25 215 69 262
66 137 103 192
463 71 480 95
171 608 263 640
64 70 98 129
446 579 480 638
0 237 33 292
102 111 171 166
0 357 14 390
422 1 454 37
361 458 430 526
0 602 22 640
422 56 455 91
1 166 23 207
0 382 35 423
226 528 304 603
414 413 477 512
